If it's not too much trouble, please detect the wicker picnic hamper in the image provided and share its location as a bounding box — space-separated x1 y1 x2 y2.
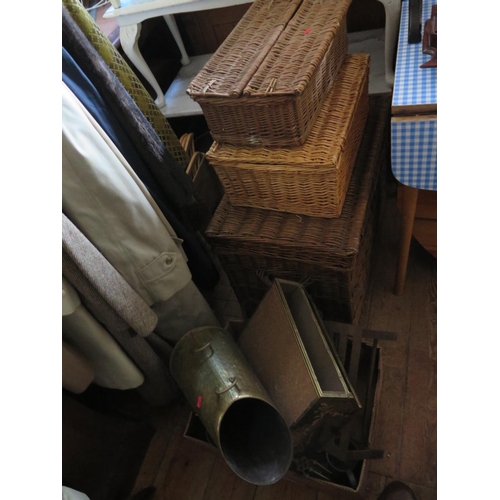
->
205 94 391 323
187 0 351 148
206 54 370 218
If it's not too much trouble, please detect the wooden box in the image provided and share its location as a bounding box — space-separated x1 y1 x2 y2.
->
183 337 384 496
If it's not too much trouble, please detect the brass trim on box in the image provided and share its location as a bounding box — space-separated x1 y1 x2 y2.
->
238 279 361 432
277 282 359 403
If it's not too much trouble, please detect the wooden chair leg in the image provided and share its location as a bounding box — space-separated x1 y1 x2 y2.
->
395 185 419 295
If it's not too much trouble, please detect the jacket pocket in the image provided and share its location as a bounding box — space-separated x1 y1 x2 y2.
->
140 252 178 283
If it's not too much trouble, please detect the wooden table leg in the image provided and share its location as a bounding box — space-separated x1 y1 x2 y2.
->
376 0 402 86
395 185 419 295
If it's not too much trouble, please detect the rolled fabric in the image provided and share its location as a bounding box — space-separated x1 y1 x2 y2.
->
62 277 145 390
62 214 158 337
62 341 95 394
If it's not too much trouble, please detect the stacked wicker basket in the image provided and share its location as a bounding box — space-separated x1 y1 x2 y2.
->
188 0 391 322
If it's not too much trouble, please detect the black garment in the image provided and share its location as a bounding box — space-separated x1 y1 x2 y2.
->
62 47 219 290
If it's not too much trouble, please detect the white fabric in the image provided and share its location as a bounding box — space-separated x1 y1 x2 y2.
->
62 278 145 390
62 276 81 316
62 486 90 500
74 95 189 262
62 81 191 306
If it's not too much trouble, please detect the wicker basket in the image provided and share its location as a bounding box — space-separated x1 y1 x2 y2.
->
206 54 369 218
187 0 351 148
205 94 391 323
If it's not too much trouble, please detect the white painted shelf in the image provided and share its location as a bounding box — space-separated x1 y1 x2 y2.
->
162 53 213 118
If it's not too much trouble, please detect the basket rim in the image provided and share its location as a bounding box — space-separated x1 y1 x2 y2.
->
187 0 352 99
205 94 392 254
205 54 370 168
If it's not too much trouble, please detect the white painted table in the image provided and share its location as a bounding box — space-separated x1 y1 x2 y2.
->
103 0 253 114
104 0 401 117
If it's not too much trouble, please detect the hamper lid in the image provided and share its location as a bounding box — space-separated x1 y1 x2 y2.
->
205 94 392 262
186 0 303 99
187 0 351 99
244 0 351 97
206 54 370 168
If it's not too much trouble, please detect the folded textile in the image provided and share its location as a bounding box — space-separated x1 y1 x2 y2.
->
62 341 95 394
62 277 146 390
62 216 178 405
62 214 158 337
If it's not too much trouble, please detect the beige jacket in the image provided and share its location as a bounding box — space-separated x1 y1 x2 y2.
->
62 82 191 306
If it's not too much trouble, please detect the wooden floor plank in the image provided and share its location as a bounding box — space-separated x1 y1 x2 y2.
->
203 458 257 500
362 196 416 479
255 479 318 500
366 363 407 479
357 170 395 332
362 472 388 500
398 350 437 487
154 425 217 500
132 400 191 493
398 249 437 488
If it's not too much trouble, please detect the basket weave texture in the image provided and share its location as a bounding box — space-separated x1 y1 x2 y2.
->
205 94 391 323
206 54 370 218
187 0 351 147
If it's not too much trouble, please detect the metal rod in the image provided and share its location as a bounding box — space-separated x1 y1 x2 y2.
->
362 339 378 443
323 320 397 342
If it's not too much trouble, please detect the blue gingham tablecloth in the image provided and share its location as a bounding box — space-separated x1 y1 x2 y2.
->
391 0 437 190
391 118 437 190
392 0 437 110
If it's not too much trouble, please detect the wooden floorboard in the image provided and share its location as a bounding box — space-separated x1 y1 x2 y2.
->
398 246 437 488
132 400 189 494
203 458 257 500
255 479 318 500
362 194 416 480
153 425 217 500
362 472 388 500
